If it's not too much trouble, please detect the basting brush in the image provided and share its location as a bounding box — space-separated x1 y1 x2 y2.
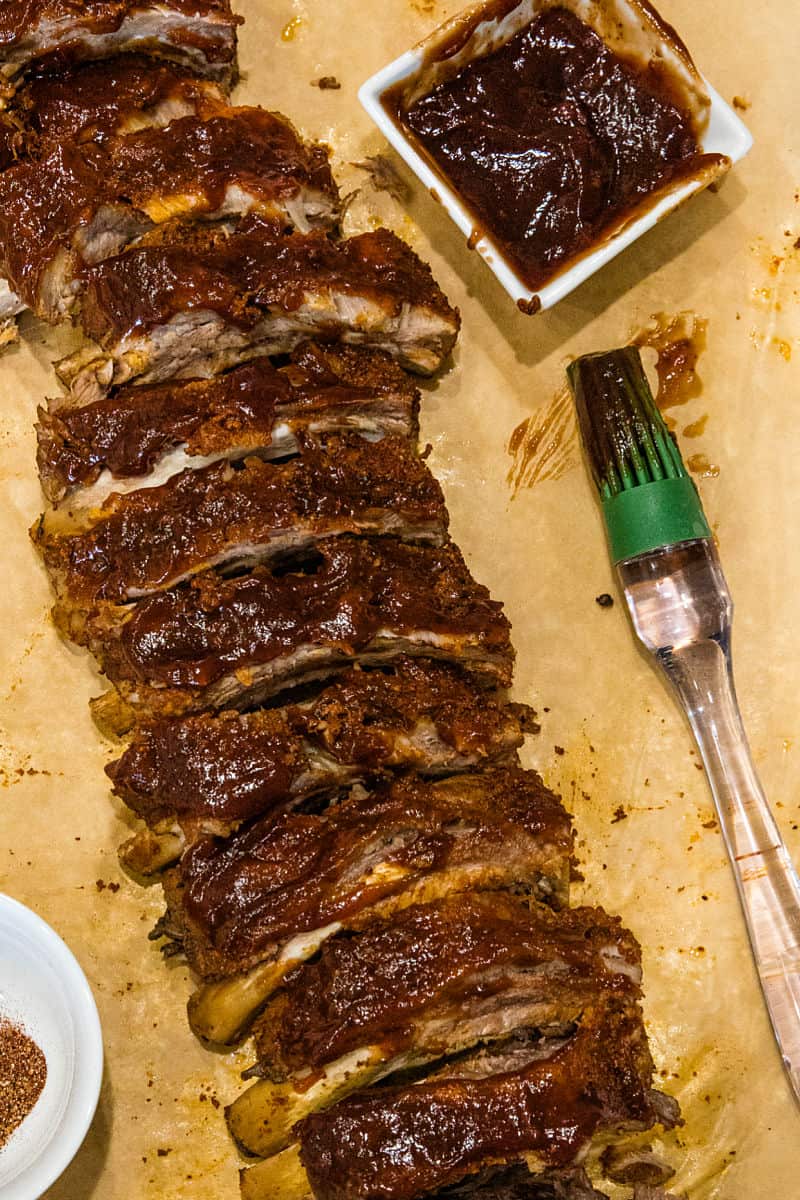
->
568 345 800 1105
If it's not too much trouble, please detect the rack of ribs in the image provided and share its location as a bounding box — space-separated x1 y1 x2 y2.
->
83 537 514 734
157 767 574 1044
287 999 679 1200
228 895 643 1156
56 222 461 400
34 434 449 616
37 344 420 509
8 5 684 1195
0 1 242 102
108 658 532 874
0 107 340 318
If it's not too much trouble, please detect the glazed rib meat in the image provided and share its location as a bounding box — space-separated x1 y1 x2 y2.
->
34 434 448 613
37 345 419 508
0 55 229 341
228 897 642 1156
0 108 340 317
83 538 513 732
163 768 573 978
57 223 461 399
256 898 640 1076
164 767 574 1042
0 55 227 158
296 1000 678 1200
109 658 530 872
0 1 241 101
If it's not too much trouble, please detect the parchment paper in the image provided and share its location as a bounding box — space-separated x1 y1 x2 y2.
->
1 2 799 1196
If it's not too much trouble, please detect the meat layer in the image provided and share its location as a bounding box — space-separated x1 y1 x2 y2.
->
0 54 226 161
108 658 528 833
83 537 514 723
37 344 419 506
35 434 448 609
253 896 641 1079
0 108 339 316
421 1167 611 1200
297 1000 672 1200
57 223 461 397
229 898 641 1157
160 767 574 979
0 1 241 99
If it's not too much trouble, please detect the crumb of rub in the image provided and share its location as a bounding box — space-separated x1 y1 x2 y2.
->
313 76 341 90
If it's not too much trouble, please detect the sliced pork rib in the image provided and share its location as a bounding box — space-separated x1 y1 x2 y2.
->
165 767 574 1043
37 345 419 508
0 1 241 100
83 537 513 732
57 223 461 399
0 107 339 317
0 55 230 340
228 896 642 1156
0 54 227 159
295 1000 678 1200
164 768 573 979
35 434 448 615
109 658 530 872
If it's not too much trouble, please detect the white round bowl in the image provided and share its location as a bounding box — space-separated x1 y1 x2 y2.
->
0 893 103 1199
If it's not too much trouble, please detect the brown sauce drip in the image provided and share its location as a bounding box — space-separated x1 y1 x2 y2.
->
687 453 719 479
399 7 707 290
0 1017 47 1150
683 413 708 438
631 311 707 413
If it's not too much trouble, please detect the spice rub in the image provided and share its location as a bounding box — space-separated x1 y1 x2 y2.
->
401 6 714 290
0 1017 47 1150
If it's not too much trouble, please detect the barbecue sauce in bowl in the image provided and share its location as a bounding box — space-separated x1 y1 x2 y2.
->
399 7 706 291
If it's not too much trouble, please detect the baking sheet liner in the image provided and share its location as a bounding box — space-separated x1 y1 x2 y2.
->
0 1 798 1196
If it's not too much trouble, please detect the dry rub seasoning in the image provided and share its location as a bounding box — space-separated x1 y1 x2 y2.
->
0 1016 47 1150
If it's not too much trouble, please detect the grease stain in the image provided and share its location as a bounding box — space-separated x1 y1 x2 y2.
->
281 16 304 41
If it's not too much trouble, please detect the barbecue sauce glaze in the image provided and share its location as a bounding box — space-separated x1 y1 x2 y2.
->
402 7 704 290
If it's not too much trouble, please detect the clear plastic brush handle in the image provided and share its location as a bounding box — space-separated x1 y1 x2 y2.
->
619 537 800 1106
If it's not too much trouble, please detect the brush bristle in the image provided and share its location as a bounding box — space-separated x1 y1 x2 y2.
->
566 347 687 499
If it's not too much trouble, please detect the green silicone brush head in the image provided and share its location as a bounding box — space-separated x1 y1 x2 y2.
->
567 346 711 563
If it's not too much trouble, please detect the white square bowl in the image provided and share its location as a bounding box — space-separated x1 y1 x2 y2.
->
359 0 753 313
